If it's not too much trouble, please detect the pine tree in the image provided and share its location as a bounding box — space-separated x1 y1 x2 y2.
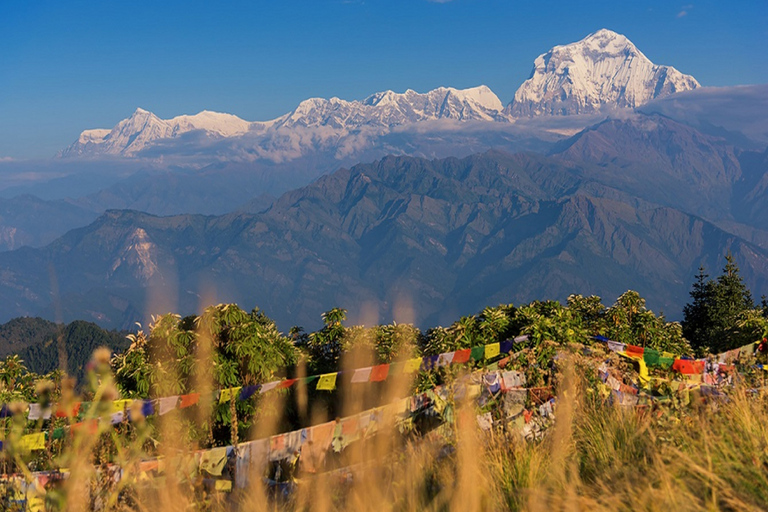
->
683 256 759 354
682 266 715 353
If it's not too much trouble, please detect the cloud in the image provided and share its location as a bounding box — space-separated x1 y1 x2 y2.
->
427 0 454 3
677 4 693 17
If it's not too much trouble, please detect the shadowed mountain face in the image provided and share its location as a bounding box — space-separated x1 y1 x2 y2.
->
2 115 767 330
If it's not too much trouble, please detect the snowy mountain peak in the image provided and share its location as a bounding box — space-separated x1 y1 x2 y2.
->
61 108 251 157
507 29 700 117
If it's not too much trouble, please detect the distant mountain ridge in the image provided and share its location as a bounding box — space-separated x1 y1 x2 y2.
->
4 115 768 330
60 29 701 163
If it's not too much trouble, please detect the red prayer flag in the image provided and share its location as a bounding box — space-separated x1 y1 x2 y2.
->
452 349 471 364
370 364 390 382
55 402 81 418
71 419 98 435
673 359 705 374
179 393 200 408
277 379 297 389
626 345 644 357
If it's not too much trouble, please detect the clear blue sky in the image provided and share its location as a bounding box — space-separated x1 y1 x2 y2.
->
1 0 766 158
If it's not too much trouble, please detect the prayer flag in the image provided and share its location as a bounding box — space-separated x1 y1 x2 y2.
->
316 373 337 391
403 358 423 373
179 393 200 409
606 341 625 352
277 379 297 389
219 387 242 404
157 396 179 416
370 364 390 382
351 367 372 383
19 432 45 451
626 345 644 357
55 403 81 418
214 480 232 492
259 381 280 394
500 340 513 354
28 404 52 421
239 385 260 400
199 447 228 476
453 348 471 364
470 346 485 361
643 348 660 366
436 352 455 367
485 343 500 360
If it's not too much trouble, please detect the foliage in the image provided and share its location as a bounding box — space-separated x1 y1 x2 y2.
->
683 255 760 353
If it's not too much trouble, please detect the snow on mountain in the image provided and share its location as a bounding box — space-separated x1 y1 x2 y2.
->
60 86 506 158
507 29 700 117
61 108 253 157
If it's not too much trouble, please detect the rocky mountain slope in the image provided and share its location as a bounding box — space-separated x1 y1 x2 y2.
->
2 118 767 330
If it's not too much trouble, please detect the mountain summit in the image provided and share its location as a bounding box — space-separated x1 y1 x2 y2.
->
507 29 700 117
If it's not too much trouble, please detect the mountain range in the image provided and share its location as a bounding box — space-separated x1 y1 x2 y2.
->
0 29 766 331
2 113 767 330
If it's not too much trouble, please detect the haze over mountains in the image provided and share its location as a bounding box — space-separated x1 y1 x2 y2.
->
0 29 766 330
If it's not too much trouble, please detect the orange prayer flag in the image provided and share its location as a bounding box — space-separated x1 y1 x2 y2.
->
452 348 471 364
370 364 390 382
179 393 200 408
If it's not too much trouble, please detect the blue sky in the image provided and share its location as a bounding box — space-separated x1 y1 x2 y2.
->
1 0 766 158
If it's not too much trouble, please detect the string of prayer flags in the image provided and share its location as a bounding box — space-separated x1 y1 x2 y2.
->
673 359 705 375
316 373 337 391
485 343 500 360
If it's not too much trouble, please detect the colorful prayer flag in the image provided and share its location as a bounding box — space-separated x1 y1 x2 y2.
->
218 387 242 404
370 364 390 382
259 381 280 394
470 346 485 361
453 348 471 364
403 358 423 373
179 393 200 409
485 343 500 360
436 352 455 367
157 396 179 415
19 432 45 451
351 367 372 383
316 373 337 391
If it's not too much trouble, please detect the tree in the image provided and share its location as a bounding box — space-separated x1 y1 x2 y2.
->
682 256 758 354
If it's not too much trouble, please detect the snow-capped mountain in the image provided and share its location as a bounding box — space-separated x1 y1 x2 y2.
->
507 29 700 117
61 86 506 158
60 29 702 161
61 109 253 157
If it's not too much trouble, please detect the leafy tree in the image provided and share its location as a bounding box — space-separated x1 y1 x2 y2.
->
306 308 349 374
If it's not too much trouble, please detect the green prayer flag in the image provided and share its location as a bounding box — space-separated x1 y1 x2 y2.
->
643 348 660 366
658 357 674 369
470 346 485 362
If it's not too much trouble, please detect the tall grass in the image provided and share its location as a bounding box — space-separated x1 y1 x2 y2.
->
4 349 768 511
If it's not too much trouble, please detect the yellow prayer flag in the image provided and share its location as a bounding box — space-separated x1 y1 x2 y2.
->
199 447 228 476
403 358 422 374
484 343 500 360
214 480 232 492
19 432 46 451
219 387 242 404
316 373 337 391
111 399 133 414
